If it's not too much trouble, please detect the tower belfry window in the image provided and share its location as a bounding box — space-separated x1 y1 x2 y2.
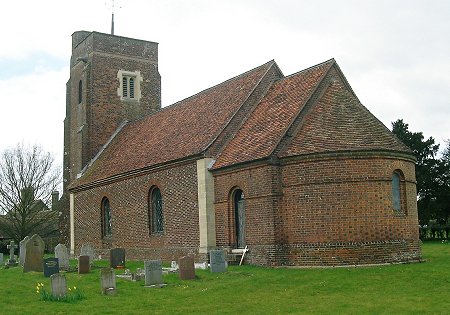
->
122 77 128 98
117 70 142 101
129 77 135 98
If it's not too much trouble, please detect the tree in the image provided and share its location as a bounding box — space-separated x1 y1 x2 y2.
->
0 144 61 243
392 120 450 225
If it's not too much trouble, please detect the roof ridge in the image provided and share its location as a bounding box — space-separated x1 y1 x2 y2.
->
269 59 335 158
122 60 278 128
203 60 279 153
281 58 335 81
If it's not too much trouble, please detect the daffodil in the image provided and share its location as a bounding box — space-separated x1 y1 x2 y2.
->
73 286 77 290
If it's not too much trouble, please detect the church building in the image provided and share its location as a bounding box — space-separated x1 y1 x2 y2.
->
62 31 421 266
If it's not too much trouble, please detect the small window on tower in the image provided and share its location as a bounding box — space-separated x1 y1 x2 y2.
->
129 77 135 98
78 80 83 104
117 70 142 101
122 77 128 98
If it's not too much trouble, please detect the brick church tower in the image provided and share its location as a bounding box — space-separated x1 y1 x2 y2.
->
61 31 161 244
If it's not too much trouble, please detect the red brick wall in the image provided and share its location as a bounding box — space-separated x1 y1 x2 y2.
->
279 154 421 266
73 161 200 261
214 164 282 265
213 154 421 267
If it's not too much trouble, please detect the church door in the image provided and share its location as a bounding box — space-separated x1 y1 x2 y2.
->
234 189 245 248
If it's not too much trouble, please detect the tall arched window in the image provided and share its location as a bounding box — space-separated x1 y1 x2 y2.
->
101 197 112 237
233 189 245 248
392 170 406 213
78 80 83 104
149 187 164 234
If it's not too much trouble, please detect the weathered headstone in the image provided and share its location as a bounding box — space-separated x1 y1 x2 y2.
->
6 240 18 266
210 250 227 273
54 243 70 270
19 236 30 266
44 257 60 277
50 273 67 298
0 253 3 265
100 268 117 295
110 248 126 269
179 256 196 280
78 255 90 274
80 243 95 265
23 234 44 272
144 260 164 287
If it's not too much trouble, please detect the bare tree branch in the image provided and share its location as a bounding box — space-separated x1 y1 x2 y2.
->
0 144 61 243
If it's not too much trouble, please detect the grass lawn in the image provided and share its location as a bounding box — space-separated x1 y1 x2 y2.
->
0 241 449 314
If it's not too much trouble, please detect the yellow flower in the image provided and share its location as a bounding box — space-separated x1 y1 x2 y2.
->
73 286 77 290
68 287 71 291
36 290 39 294
36 286 39 290
40 283 44 287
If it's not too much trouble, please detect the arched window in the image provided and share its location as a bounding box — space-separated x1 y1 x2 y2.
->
392 170 406 213
149 187 164 234
233 189 245 248
78 80 83 104
101 197 112 237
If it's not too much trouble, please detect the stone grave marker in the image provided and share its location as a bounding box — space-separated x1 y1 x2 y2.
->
19 236 30 266
50 273 67 298
23 234 44 272
179 256 196 280
100 268 117 295
110 248 126 269
210 250 227 273
80 243 95 265
144 260 164 287
78 255 90 274
0 253 3 265
54 243 70 270
6 240 18 266
44 257 60 277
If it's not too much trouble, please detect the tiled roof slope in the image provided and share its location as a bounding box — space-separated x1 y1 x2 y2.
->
278 65 412 157
212 59 334 170
72 61 275 188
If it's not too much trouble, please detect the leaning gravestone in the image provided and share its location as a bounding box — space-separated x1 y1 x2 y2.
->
19 236 30 266
78 255 90 274
100 268 117 295
55 243 70 270
23 234 44 272
210 250 227 273
179 256 196 280
50 273 67 298
80 244 95 265
110 248 126 269
44 257 60 277
144 260 164 287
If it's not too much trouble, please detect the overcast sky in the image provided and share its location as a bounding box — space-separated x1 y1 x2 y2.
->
1 0 449 168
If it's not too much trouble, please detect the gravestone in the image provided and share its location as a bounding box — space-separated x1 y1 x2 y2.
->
6 240 18 266
44 257 60 277
210 250 227 273
54 243 70 270
144 260 164 287
0 253 3 265
110 248 126 269
19 236 30 266
78 255 90 274
23 234 44 272
50 273 67 298
100 268 117 295
179 256 196 280
80 243 95 265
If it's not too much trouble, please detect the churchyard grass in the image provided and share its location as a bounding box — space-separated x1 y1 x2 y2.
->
0 241 448 314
